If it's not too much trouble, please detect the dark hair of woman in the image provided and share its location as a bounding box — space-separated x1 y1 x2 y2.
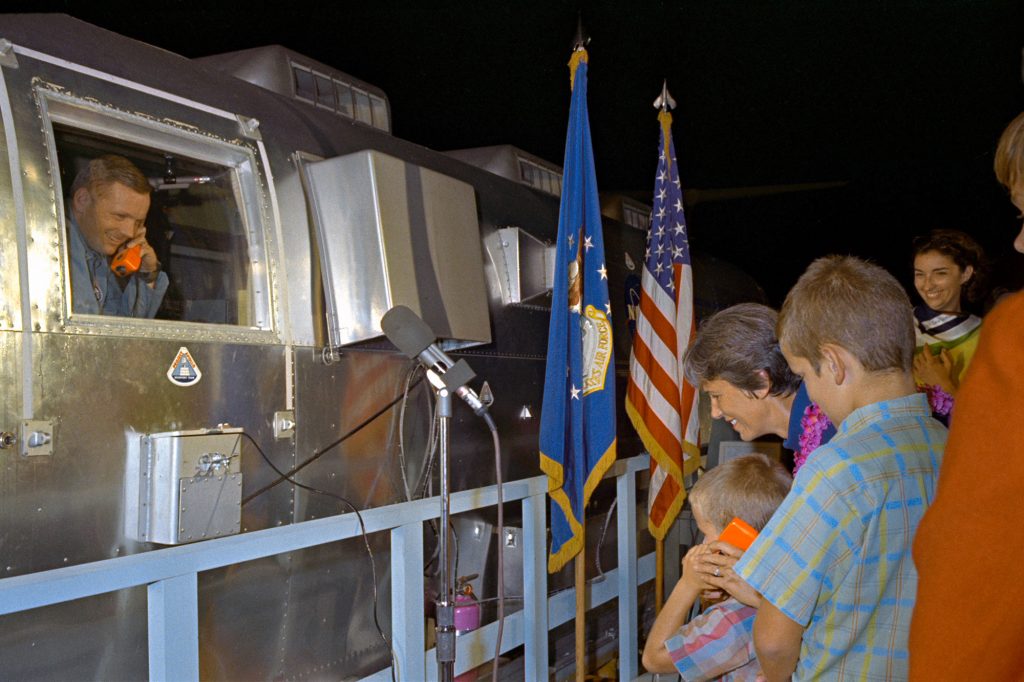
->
911 229 988 305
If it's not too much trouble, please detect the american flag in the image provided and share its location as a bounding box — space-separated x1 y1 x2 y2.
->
625 110 701 541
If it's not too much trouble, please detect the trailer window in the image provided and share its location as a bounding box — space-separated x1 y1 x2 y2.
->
335 81 354 118
293 65 315 103
352 88 372 126
54 126 265 327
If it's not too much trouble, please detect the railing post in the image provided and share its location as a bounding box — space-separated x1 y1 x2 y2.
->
392 522 426 681
147 572 199 682
522 492 548 681
616 467 639 681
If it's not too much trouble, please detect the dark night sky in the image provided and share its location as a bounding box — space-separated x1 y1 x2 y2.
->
9 1 1024 305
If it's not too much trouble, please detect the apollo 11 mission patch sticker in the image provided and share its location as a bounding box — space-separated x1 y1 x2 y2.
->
167 346 202 386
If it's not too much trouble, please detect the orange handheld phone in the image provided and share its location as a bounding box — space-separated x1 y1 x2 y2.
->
719 517 758 551
111 244 142 277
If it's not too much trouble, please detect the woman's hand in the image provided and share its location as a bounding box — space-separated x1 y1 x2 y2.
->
914 343 957 394
698 540 762 608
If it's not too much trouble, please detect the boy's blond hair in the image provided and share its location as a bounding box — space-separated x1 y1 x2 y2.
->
689 453 792 532
778 255 914 374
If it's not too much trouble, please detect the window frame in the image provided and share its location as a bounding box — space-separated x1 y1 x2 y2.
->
291 63 316 104
37 85 279 342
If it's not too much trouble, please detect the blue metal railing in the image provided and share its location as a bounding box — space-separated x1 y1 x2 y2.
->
0 454 653 681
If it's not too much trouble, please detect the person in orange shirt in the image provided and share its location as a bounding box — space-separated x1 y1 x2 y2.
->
909 111 1024 679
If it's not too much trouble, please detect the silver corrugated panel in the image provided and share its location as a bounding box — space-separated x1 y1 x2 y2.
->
303 150 492 349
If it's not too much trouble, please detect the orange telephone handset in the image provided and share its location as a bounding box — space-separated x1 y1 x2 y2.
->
719 517 758 551
111 244 142 277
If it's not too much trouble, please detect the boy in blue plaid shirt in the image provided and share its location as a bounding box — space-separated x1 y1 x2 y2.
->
732 256 946 681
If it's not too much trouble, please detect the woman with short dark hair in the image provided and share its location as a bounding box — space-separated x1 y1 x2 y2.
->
683 303 834 473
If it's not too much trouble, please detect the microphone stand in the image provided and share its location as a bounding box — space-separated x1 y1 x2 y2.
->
429 369 456 682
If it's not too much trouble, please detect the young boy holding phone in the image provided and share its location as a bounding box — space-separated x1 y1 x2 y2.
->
643 453 792 680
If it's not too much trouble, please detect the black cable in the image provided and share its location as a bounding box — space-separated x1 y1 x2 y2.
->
485 412 505 681
396 364 424 502
239 431 398 682
594 497 618 582
241 376 424 506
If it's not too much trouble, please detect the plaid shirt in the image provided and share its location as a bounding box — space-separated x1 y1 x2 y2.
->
735 393 945 680
664 597 760 681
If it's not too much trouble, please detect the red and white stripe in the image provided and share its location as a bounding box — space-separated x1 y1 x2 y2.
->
626 260 700 540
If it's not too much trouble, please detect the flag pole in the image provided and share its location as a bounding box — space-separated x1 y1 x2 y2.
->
574 20 589 678
651 79 676 616
656 540 665 612
575 531 586 682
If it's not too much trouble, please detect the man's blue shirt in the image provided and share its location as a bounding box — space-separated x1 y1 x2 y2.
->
68 214 168 318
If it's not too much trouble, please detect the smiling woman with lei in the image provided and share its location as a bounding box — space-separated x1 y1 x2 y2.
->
910 229 987 419
683 303 836 475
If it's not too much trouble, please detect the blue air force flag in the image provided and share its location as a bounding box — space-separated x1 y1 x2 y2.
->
539 49 617 573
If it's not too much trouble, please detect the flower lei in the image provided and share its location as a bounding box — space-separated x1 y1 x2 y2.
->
794 403 832 474
923 384 954 417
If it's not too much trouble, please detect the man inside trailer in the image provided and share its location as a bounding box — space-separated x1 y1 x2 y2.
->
67 154 168 317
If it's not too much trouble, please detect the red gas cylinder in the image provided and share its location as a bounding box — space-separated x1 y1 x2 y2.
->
453 576 481 682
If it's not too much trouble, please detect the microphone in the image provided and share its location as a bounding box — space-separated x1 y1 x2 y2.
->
381 306 488 416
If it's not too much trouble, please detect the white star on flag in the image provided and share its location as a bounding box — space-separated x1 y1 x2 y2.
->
598 264 608 280
583 235 594 251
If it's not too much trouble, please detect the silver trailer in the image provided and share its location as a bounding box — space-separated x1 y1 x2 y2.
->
0 14 763 679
